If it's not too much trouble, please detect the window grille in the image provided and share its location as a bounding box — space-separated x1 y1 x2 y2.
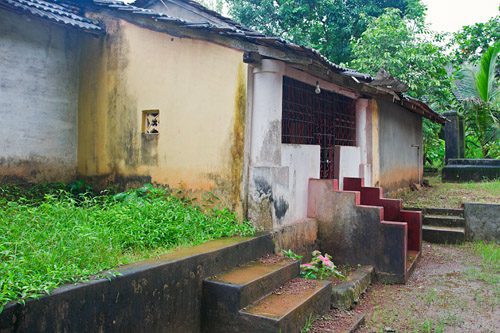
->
282 77 356 179
142 110 159 134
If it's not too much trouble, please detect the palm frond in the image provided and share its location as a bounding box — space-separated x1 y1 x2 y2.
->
474 42 499 103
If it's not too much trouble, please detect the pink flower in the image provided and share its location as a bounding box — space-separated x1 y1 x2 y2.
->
318 255 334 267
301 263 313 268
324 260 334 267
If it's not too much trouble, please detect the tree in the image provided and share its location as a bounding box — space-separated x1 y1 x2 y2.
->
348 8 455 166
455 43 499 158
199 0 225 13
225 0 425 64
451 16 500 65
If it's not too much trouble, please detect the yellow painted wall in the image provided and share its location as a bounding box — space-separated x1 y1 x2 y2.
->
78 17 247 214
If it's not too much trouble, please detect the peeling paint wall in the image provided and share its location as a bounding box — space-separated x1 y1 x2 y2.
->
377 100 423 192
0 10 81 182
78 17 247 214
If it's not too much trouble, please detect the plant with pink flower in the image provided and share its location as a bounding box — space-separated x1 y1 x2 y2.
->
300 250 344 280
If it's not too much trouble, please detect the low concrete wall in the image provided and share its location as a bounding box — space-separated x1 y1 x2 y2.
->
334 145 361 190
0 235 274 333
272 218 318 259
442 159 500 182
281 144 321 225
464 203 500 242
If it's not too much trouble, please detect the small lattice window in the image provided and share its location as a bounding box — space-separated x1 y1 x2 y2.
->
142 110 159 134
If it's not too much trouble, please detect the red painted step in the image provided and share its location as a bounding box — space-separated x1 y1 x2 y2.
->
342 177 422 254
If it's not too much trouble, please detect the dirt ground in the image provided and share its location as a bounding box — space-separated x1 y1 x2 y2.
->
310 242 499 333
387 177 500 209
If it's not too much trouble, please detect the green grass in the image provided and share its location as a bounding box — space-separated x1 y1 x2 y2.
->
300 314 315 333
465 242 500 285
0 184 254 312
464 242 500 306
388 176 500 208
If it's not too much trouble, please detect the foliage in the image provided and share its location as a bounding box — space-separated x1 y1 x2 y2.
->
300 250 344 280
0 184 254 312
349 9 453 108
349 8 455 166
225 0 425 64
300 314 315 333
451 16 500 65
455 43 499 158
198 0 225 12
282 249 303 260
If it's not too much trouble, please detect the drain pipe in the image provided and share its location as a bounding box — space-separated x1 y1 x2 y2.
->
411 144 421 185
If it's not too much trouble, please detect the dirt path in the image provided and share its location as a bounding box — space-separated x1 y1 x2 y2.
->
311 242 499 332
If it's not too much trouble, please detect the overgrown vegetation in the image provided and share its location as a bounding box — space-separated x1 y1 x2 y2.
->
388 176 500 208
0 183 254 312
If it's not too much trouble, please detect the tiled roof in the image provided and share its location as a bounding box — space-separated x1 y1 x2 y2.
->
0 0 103 34
92 0 445 123
93 0 369 78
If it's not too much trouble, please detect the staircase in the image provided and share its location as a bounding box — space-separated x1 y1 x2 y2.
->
201 256 331 332
406 207 465 244
308 177 422 283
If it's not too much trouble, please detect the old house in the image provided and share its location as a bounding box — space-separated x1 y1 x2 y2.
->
0 0 446 270
0 0 455 331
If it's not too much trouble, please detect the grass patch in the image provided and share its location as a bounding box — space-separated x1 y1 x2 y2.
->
464 242 500 306
388 176 500 208
0 184 254 312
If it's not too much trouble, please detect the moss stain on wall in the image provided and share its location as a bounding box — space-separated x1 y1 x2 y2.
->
230 63 247 214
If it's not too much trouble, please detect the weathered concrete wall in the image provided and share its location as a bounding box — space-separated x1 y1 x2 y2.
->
281 144 320 225
442 159 500 182
307 179 407 283
0 9 81 182
464 203 500 242
247 61 359 229
78 17 247 214
0 235 275 333
377 100 423 191
272 218 318 259
443 110 465 163
334 145 361 190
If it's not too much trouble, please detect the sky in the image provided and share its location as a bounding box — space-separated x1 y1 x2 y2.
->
422 0 499 33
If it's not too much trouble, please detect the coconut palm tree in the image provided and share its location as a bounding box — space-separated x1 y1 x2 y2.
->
455 42 499 157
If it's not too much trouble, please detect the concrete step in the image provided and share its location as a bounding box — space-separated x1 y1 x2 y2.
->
425 207 464 217
424 215 465 227
201 257 300 332
404 207 464 217
331 265 373 310
422 225 465 244
239 278 332 333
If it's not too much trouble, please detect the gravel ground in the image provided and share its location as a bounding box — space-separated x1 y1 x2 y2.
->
310 242 499 332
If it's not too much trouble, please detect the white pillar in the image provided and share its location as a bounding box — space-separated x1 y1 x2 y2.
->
356 98 372 186
250 59 285 167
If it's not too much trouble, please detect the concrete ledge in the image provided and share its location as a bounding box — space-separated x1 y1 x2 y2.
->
442 164 500 182
331 266 373 310
464 203 500 242
0 234 274 333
